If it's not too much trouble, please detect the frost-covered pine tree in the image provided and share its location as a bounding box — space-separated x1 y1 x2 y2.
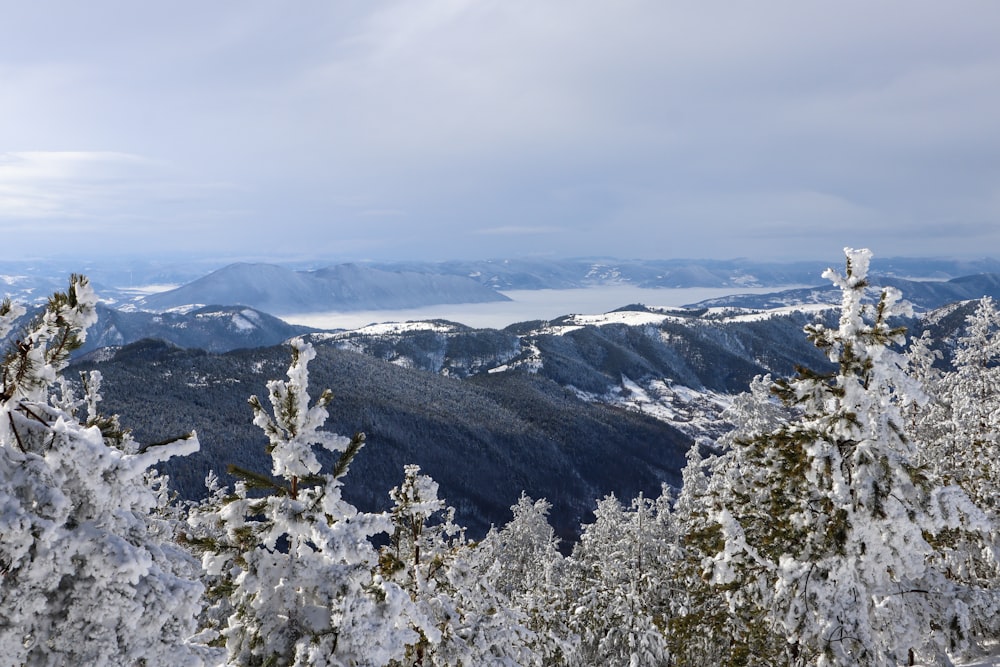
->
566 492 672 666
474 494 575 664
937 297 1000 513
187 338 416 667
666 383 797 665
700 249 988 666
906 329 948 470
910 298 1000 647
666 440 777 665
0 276 205 666
381 464 537 666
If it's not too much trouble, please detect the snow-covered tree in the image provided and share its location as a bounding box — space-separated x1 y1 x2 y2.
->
479 494 562 602
906 330 948 469
381 464 537 666
0 275 205 666
475 494 575 664
937 297 1000 513
665 383 798 664
911 298 1000 648
566 492 672 666
187 338 416 666
666 441 775 665
698 249 988 665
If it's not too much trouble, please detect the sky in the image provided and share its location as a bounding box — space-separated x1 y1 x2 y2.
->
1 1 999 264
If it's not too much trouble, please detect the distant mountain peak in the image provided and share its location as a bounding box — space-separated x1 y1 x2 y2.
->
137 262 510 314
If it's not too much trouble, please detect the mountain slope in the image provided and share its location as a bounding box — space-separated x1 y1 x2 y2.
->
315 306 836 393
308 306 843 448
137 262 510 314
82 304 314 355
71 342 689 542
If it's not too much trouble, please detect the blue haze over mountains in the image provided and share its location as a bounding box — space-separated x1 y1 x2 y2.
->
5 255 1000 314
6 255 1000 357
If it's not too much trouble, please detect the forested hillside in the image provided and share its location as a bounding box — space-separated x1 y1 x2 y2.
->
71 339 689 541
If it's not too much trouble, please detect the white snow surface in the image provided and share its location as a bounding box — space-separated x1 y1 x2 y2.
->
343 320 459 336
539 303 832 335
704 303 833 322
116 283 181 295
565 310 677 327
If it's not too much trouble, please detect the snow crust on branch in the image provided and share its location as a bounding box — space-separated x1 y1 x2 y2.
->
0 275 204 667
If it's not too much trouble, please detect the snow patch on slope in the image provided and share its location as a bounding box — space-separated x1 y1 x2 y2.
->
348 321 461 336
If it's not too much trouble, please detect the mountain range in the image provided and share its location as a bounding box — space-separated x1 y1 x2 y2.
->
83 304 314 355
370 256 1000 290
5 255 1000 315
69 293 981 543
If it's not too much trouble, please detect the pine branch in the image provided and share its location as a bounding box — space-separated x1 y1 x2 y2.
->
16 402 51 427
8 412 26 453
332 432 366 480
136 433 197 454
297 474 327 488
227 464 288 496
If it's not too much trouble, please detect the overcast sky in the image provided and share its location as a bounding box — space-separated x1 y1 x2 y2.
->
2 1 999 263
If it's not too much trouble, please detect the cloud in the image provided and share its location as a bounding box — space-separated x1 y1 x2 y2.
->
0 152 157 218
360 209 407 218
476 226 566 236
1 1 999 260
0 152 249 257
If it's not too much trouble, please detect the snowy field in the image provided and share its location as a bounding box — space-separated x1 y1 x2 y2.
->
282 285 787 330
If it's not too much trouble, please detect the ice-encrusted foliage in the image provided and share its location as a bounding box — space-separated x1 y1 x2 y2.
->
0 276 204 667
475 494 575 664
911 297 1000 645
700 248 988 665
937 297 1000 514
382 465 537 666
250 338 341 481
188 339 416 666
1 275 98 404
666 441 776 665
906 330 947 468
567 492 673 666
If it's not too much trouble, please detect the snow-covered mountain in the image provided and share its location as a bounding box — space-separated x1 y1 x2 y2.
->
82 304 314 355
137 262 511 314
308 304 839 442
65 278 994 544
1 303 312 359
70 302 834 539
686 272 1000 311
